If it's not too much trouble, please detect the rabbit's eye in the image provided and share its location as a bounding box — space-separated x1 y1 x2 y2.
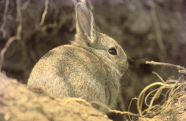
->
108 48 117 55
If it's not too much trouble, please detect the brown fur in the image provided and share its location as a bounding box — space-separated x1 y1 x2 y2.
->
28 2 128 113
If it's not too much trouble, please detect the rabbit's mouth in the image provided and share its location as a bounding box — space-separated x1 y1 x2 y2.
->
119 61 128 74
113 64 127 77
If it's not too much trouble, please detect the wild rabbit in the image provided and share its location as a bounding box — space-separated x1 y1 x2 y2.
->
28 2 128 113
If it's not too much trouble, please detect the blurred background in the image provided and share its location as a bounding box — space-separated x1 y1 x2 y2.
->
0 0 186 120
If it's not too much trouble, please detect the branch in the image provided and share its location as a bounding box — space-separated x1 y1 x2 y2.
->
146 61 185 70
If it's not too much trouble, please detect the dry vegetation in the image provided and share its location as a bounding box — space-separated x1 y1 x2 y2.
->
0 63 185 121
0 0 186 121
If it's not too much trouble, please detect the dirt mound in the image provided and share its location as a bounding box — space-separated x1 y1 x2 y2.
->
1 69 186 121
0 72 111 121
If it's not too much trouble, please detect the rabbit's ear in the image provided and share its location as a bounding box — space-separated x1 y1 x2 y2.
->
76 2 95 44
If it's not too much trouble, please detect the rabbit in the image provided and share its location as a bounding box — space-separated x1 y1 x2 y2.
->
27 2 128 113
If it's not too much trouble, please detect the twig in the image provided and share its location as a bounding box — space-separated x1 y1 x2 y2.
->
0 36 17 71
40 0 49 26
0 0 9 38
146 61 185 71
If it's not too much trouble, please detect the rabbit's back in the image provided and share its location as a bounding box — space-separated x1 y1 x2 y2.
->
28 45 119 108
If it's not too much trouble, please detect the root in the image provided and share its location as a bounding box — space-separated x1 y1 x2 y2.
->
22 0 31 11
136 72 183 118
62 97 92 107
0 36 17 71
16 0 22 40
118 94 127 120
0 0 26 71
0 0 9 38
152 71 165 83
91 101 139 117
40 0 49 26
60 97 139 117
